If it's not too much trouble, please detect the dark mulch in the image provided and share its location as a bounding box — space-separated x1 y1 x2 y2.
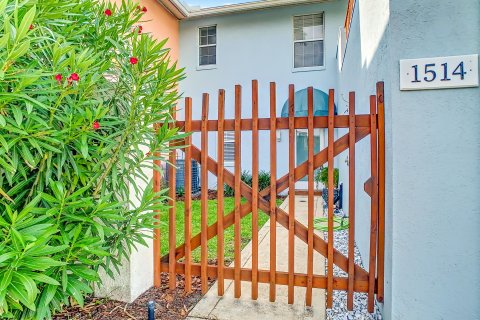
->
176 189 217 202
53 273 215 320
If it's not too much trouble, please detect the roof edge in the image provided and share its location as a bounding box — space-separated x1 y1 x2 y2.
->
158 0 189 19
186 0 332 19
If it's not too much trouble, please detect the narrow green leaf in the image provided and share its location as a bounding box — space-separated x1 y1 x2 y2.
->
16 6 36 42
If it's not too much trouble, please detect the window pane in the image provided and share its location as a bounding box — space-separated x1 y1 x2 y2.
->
208 26 216 36
294 13 324 41
304 54 314 67
294 41 323 68
209 55 216 65
224 139 235 162
199 46 216 66
313 24 324 39
314 40 324 66
200 47 209 56
200 56 209 66
294 28 303 41
294 54 304 68
200 28 208 37
208 35 216 45
200 36 208 45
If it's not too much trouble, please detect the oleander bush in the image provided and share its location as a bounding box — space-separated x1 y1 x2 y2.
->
0 0 184 318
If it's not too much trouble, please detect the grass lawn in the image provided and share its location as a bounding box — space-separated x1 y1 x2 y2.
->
158 197 284 263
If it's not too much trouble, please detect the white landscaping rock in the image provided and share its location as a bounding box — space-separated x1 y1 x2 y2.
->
323 211 382 320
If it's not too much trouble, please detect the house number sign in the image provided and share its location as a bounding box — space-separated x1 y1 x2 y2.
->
400 54 478 90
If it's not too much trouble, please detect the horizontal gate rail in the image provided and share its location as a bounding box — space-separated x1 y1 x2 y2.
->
153 81 386 312
159 262 372 291
173 115 372 131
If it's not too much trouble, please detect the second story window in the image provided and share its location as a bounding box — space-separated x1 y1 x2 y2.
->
293 13 325 69
199 26 217 66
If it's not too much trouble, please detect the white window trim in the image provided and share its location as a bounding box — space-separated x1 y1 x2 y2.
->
197 25 218 71
291 12 326 72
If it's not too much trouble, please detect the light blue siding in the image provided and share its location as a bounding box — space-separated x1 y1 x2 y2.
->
178 1 347 189
338 0 480 319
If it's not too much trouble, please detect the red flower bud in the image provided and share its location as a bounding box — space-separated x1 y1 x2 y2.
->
93 121 100 130
138 26 143 34
141 6 147 13
136 5 141 10
69 73 80 81
29 24 34 30
129 57 138 65
104 9 112 16
55 74 63 83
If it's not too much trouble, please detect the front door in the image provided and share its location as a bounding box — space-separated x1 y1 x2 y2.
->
296 129 321 182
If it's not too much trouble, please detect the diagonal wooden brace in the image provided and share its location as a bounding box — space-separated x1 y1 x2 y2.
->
163 128 371 279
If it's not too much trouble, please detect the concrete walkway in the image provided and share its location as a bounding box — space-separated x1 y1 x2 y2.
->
188 196 326 320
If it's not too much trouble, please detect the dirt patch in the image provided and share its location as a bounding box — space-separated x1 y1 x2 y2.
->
54 273 215 320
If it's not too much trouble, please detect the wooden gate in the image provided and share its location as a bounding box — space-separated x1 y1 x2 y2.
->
153 81 385 312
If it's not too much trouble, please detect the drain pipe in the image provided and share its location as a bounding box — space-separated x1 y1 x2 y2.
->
148 301 155 320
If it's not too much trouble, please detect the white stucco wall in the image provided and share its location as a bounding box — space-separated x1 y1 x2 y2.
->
178 1 347 188
95 149 154 303
338 0 480 319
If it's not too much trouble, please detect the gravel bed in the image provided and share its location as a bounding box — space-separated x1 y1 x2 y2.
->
323 211 383 320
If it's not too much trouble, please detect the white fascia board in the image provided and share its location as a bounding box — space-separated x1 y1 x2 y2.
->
186 0 334 19
158 0 190 19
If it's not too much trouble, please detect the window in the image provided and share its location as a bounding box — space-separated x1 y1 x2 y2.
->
199 26 217 66
293 13 325 69
224 132 235 165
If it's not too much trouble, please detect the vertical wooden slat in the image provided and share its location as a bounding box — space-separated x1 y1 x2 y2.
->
347 92 356 310
287 84 295 305
368 95 379 313
251 80 259 300
376 82 386 303
305 87 314 307
269 82 277 303
168 108 177 290
153 123 161 288
327 89 335 308
234 85 242 298
217 90 226 296
184 98 193 293
201 93 209 294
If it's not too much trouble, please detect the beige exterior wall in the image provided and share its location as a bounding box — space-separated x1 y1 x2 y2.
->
139 0 180 61
110 0 180 61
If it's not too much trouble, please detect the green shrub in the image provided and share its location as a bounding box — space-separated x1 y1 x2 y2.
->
258 170 271 191
316 167 339 188
0 0 184 319
223 170 271 197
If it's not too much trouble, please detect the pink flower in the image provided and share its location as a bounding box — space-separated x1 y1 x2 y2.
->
69 73 80 81
104 9 112 16
93 121 100 130
55 74 63 83
129 57 138 65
